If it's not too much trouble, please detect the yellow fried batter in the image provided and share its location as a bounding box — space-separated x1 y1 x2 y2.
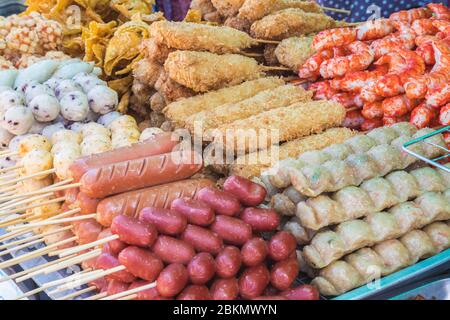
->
250 9 336 40
238 0 323 22
164 51 264 93
275 36 315 71
211 0 245 17
150 21 257 54
185 84 312 132
163 77 285 127
230 127 356 178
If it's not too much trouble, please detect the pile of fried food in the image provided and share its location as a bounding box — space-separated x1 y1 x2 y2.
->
263 123 450 296
292 4 450 131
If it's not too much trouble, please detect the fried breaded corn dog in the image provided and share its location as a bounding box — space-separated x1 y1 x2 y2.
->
239 0 323 23
164 51 264 93
250 9 336 40
209 100 346 152
163 77 285 127
211 0 246 17
150 21 258 54
275 36 315 71
230 127 356 178
185 84 313 132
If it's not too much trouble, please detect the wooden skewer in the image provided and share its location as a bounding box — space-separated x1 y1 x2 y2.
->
15 249 102 283
50 266 126 295
0 149 12 156
262 65 292 72
0 192 54 210
0 236 78 269
255 39 280 44
0 178 74 203
0 213 34 228
0 225 72 250
0 237 44 256
14 268 97 300
8 213 96 231
0 168 56 188
57 286 97 300
0 196 65 218
0 172 19 182
0 164 23 174
84 292 108 300
50 234 119 258
101 281 157 300
321 6 351 14
0 254 77 283
241 52 264 58
0 151 18 159
117 294 137 300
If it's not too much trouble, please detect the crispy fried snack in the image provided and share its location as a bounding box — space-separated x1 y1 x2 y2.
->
164 50 264 93
133 58 162 87
250 9 336 41
211 0 246 17
163 77 285 127
150 21 257 54
230 128 356 178
190 0 222 23
239 0 323 23
185 84 312 132
275 36 315 71
210 100 346 152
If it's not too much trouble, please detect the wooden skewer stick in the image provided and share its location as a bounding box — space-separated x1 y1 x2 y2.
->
0 196 65 218
0 151 18 158
0 192 54 210
58 286 97 300
0 254 77 283
0 212 34 228
117 294 137 300
50 234 119 258
0 236 78 269
16 249 102 283
0 168 56 188
84 292 108 300
0 237 44 256
0 225 72 250
50 266 126 295
0 164 23 174
0 172 19 182
0 149 12 156
321 6 351 14
254 38 280 44
262 66 292 72
8 213 97 231
14 268 98 300
0 178 74 203
241 52 264 58
101 281 157 300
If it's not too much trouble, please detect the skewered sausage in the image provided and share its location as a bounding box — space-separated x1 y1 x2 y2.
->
187 253 216 285
111 215 158 247
210 278 239 300
270 257 300 291
281 285 320 300
157 264 189 297
170 198 216 226
96 179 215 227
118 246 164 281
223 176 267 206
239 265 270 299
80 151 203 198
177 285 211 300
215 246 242 278
139 207 187 236
152 235 196 265
240 207 280 232
241 238 268 267
95 253 136 283
268 231 297 261
210 215 252 246
181 224 223 255
97 228 127 256
196 187 242 216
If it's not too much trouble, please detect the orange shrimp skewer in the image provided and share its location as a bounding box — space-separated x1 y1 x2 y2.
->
298 49 334 80
416 40 436 65
320 41 374 79
312 28 357 52
370 24 416 59
356 18 395 41
330 65 388 93
411 19 439 35
428 3 450 21
308 81 338 100
427 83 450 108
390 7 432 25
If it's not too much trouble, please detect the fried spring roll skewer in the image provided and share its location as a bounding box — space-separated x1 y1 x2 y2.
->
163 77 284 127
312 222 450 296
185 84 313 132
209 100 346 152
150 21 258 54
164 51 265 93
211 0 245 17
250 9 336 41
275 36 315 72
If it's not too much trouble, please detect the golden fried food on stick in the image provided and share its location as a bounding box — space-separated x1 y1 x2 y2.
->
230 128 356 178
163 77 284 127
275 36 315 71
150 21 258 54
250 9 336 41
155 71 195 103
141 38 173 64
239 0 323 23
211 0 246 17
185 84 312 132
133 59 163 88
209 100 346 152
164 51 265 93
190 0 221 23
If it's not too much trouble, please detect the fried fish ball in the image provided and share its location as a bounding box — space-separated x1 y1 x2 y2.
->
97 111 121 127
29 94 61 122
2 106 35 135
20 149 53 179
250 9 335 41
111 135 139 148
150 21 257 54
112 127 141 141
81 122 110 138
81 135 112 156
164 51 264 93
51 129 82 145
60 91 89 121
18 134 51 156
108 115 138 130
275 36 315 71
238 0 323 23
53 148 81 180
32 201 62 219
51 141 81 155
164 77 284 127
140 127 164 142
87 85 118 115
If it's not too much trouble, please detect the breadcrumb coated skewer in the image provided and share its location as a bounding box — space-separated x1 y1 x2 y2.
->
164 51 265 93
275 36 315 72
163 77 285 127
230 128 356 178
250 8 336 41
150 21 258 54
185 84 313 132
